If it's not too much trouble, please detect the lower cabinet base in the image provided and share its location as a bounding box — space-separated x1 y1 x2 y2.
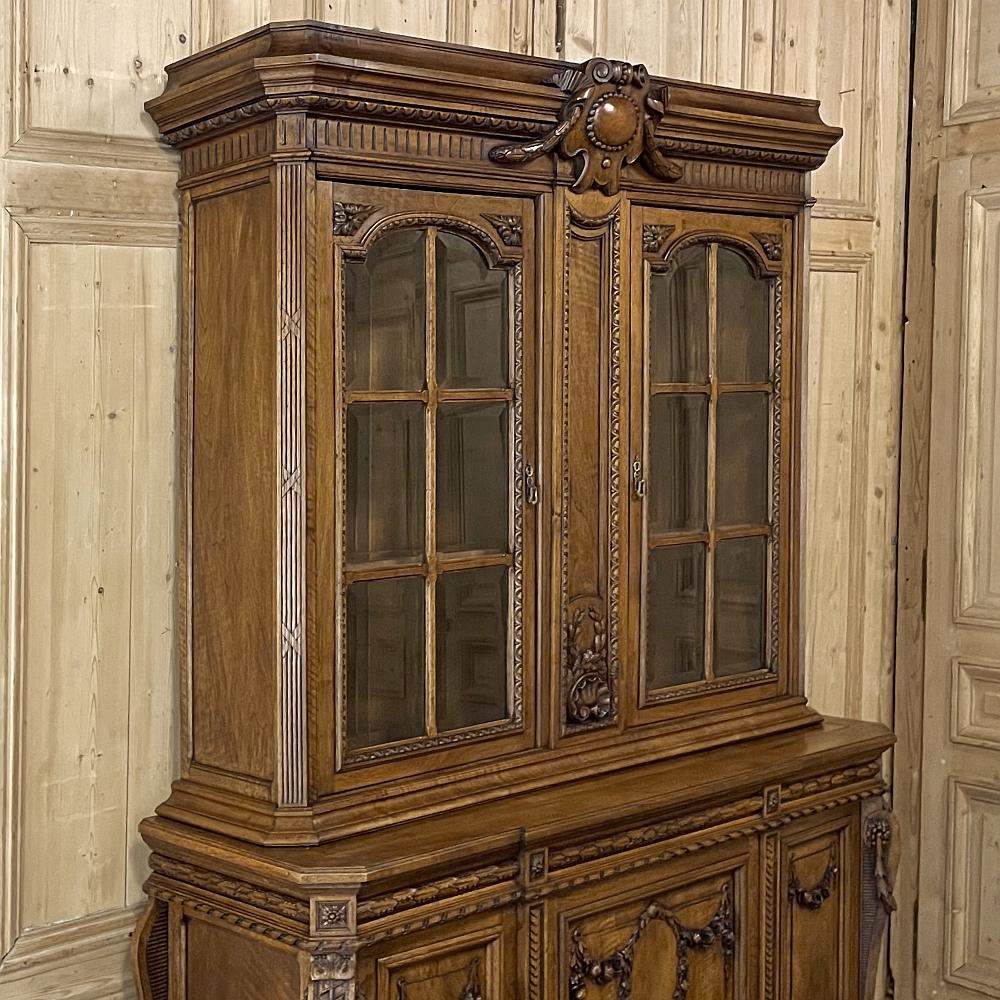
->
134 722 897 1000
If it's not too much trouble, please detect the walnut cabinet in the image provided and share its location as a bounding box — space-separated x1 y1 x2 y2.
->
135 22 897 1000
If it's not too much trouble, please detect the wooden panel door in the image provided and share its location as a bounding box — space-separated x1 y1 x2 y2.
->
555 841 756 1000
912 150 1000 999
778 810 859 1000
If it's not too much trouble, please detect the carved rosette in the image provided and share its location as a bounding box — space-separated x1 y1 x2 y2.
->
489 58 682 194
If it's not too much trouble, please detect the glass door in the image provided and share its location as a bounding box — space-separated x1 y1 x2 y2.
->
632 210 790 719
328 185 536 779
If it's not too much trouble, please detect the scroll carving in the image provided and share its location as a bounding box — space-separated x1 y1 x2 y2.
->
565 606 612 724
489 59 682 194
864 812 898 914
569 884 735 1000
788 850 838 910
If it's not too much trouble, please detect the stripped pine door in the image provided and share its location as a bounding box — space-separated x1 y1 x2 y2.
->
895 0 1000 995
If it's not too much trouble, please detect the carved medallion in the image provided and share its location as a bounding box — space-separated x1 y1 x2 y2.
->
489 58 682 194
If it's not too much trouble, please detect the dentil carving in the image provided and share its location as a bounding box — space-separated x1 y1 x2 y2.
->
569 884 735 1000
565 606 612 724
489 59 682 194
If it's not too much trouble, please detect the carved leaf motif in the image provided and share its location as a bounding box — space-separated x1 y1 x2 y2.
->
482 213 523 247
333 202 377 236
751 230 783 261
642 223 675 254
864 812 898 914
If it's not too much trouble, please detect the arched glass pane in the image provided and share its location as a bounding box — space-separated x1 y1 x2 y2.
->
345 229 425 391
436 232 508 389
716 247 769 383
650 245 709 384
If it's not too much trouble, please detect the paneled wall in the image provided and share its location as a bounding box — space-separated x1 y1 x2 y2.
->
0 2 910 997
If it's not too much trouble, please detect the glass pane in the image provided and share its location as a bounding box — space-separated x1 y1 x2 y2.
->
347 576 425 749
717 247 770 383
645 544 706 689
437 402 509 554
715 393 769 526
649 394 708 533
715 536 767 676
650 245 709 384
436 232 508 389
345 230 425 391
347 402 425 562
436 566 509 731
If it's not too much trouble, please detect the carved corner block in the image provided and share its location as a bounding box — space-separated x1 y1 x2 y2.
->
312 897 358 937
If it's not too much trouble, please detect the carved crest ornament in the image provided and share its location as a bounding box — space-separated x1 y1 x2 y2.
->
490 58 683 194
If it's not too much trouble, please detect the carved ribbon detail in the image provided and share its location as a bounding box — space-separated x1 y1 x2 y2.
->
489 59 682 194
565 606 612 724
864 813 898 915
788 850 839 911
569 884 735 1000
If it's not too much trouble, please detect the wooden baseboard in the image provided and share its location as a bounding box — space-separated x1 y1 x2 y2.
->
0 906 139 1000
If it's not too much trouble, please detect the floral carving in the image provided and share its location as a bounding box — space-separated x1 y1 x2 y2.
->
333 202 377 236
482 213 523 247
788 850 839 910
864 812 898 915
565 606 612 724
489 58 682 194
569 884 735 1000
642 223 675 254
751 230 783 261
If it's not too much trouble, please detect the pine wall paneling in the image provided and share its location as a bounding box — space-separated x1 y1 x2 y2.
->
0 1 911 996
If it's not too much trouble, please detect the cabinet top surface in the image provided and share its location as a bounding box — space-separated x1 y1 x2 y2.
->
144 718 892 886
145 19 841 165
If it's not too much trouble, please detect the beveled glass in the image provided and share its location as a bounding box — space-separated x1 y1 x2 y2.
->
346 402 425 562
435 565 509 731
645 543 706 689
650 245 709 384
436 232 508 389
436 402 508 554
714 535 767 676
648 394 708 533
346 576 426 749
717 247 770 384
715 393 770 526
345 229 426 391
